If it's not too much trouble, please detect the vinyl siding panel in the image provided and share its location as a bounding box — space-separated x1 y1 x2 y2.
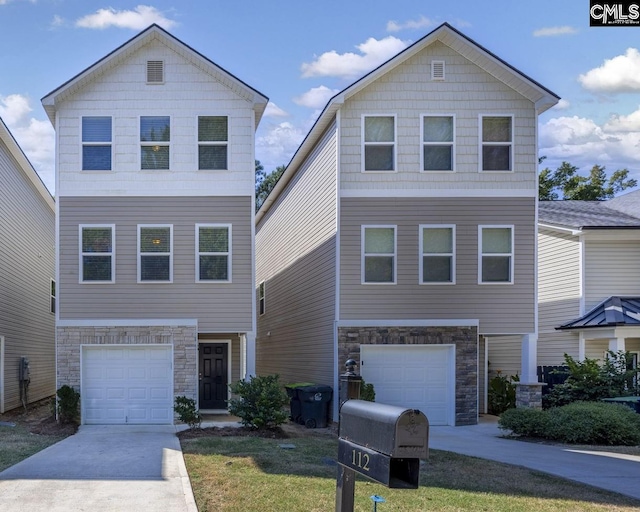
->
487 335 521 383
339 41 537 194
255 122 337 386
58 196 252 332
340 197 535 334
0 139 55 412
538 331 579 367
585 239 640 311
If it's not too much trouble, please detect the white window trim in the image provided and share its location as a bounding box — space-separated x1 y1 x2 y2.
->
195 223 232 283
361 114 398 173
420 114 456 173
79 224 116 284
478 225 514 285
419 224 456 285
197 115 229 171
139 115 171 171
478 114 514 173
138 224 173 283
361 225 397 285
259 281 265 316
80 116 113 172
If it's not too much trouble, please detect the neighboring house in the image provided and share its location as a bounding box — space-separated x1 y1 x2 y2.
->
42 25 268 424
255 23 559 426
0 117 55 413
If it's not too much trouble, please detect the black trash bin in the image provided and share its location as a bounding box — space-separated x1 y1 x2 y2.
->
284 383 314 424
297 384 333 428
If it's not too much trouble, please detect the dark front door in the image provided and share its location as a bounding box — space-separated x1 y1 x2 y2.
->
199 343 228 410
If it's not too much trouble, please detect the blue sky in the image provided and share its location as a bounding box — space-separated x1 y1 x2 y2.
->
1 0 640 194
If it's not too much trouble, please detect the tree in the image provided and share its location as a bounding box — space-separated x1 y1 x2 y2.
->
255 162 286 211
539 160 637 200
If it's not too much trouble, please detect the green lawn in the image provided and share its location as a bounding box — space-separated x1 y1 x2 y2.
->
0 423 66 472
181 435 640 512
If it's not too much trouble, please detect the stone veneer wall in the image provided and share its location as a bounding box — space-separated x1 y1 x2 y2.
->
337 326 478 426
56 325 198 403
515 383 544 409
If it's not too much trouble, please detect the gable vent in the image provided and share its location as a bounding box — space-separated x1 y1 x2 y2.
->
147 60 164 83
431 60 445 81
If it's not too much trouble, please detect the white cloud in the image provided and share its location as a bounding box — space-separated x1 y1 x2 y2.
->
256 121 307 172
301 36 408 80
293 86 340 109
264 102 288 118
386 15 436 33
533 26 578 37
0 94 55 193
604 107 640 132
579 48 640 93
553 99 571 110
51 15 66 28
75 5 176 30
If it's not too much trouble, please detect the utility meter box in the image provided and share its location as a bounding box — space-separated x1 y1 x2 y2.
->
338 400 429 489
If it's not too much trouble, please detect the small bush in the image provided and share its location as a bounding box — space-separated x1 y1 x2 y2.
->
488 372 518 415
228 374 289 429
499 402 640 445
56 385 80 425
360 379 375 402
174 396 201 429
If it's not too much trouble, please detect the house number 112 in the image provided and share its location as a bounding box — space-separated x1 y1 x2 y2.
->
351 449 370 471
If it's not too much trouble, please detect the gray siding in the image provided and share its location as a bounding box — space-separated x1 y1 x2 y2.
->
487 335 522 382
58 196 252 332
340 197 536 334
256 122 337 386
0 138 55 412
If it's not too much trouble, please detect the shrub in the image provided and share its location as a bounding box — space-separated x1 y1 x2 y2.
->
174 396 201 429
488 372 518 415
56 385 80 425
228 374 289 429
360 379 375 402
498 407 549 438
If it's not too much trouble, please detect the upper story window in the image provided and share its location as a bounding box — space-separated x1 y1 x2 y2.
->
422 115 454 171
420 225 455 284
140 116 170 170
82 116 112 171
80 225 115 283
363 115 396 172
138 225 172 282
196 224 231 282
480 116 513 171
362 226 396 284
198 116 228 170
479 226 514 284
259 281 265 316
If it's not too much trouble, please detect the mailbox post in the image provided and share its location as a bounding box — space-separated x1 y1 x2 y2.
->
335 400 429 512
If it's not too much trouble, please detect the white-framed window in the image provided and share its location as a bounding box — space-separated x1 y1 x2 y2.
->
480 115 513 171
140 116 170 170
196 224 231 282
420 225 455 284
421 115 455 171
259 281 265 316
79 225 115 283
138 225 172 282
198 116 228 170
362 225 396 284
362 115 396 172
82 116 112 171
479 225 514 284
50 279 56 314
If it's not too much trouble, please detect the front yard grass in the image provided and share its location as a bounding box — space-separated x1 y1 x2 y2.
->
181 435 640 512
0 423 66 472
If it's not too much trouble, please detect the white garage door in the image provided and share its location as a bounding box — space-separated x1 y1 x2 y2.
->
360 345 455 426
82 345 173 425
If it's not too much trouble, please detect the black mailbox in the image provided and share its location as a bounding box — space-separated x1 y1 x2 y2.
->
338 400 429 489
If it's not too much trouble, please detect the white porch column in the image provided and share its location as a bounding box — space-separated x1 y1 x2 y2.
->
608 337 626 353
521 333 538 383
244 332 256 379
578 332 586 361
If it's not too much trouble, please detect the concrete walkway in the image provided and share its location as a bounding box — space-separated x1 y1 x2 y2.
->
0 425 197 512
429 416 640 502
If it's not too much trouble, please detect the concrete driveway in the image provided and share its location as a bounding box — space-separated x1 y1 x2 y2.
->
0 425 196 512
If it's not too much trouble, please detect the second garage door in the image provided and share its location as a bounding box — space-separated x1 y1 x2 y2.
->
82 345 173 425
360 344 455 426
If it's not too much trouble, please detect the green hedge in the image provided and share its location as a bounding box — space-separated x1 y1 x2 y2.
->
499 402 640 446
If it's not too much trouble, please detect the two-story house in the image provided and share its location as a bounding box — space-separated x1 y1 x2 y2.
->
42 25 267 424
0 117 55 413
255 23 559 425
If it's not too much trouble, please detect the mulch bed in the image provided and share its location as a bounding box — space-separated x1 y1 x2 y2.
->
0 398 77 437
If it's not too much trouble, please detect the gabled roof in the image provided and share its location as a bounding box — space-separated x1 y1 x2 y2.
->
539 200 640 231
256 22 560 224
0 117 54 211
558 296 640 330
41 24 268 127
